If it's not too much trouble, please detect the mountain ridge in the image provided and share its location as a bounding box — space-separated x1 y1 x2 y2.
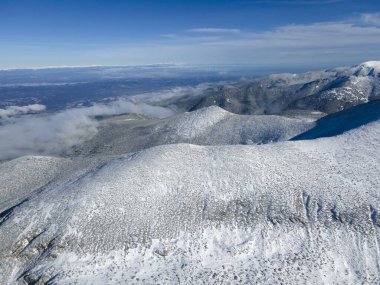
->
1 61 380 284
182 61 380 116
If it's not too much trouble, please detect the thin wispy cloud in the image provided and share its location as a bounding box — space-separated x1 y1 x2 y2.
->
2 12 380 69
188 28 241 34
162 33 179 39
128 13 379 67
242 0 342 4
1 0 378 69
360 13 380 26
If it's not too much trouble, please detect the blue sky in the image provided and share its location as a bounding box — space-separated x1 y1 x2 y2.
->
1 0 380 69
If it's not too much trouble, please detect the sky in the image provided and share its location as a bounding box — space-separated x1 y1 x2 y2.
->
0 0 380 70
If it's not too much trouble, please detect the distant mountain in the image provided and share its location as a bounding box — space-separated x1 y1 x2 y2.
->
185 61 380 116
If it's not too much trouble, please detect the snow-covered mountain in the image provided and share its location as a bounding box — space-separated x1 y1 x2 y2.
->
0 156 69 212
1 105 380 284
185 61 380 115
292 99 380 140
71 106 314 158
1 62 380 284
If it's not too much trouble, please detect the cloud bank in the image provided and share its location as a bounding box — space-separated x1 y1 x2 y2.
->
0 99 174 160
129 83 212 106
0 104 46 119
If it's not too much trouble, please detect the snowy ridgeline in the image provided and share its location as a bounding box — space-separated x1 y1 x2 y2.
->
0 61 380 284
71 106 314 158
2 60 380 160
189 61 380 115
0 104 314 160
0 117 380 284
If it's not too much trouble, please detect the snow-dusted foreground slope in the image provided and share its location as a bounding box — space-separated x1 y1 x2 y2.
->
0 116 379 284
0 156 70 212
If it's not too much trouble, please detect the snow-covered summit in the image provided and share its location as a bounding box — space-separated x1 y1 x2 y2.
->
189 60 380 115
361 60 380 71
69 106 314 158
348 60 380 76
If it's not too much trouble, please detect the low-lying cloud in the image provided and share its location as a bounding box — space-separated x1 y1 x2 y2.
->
0 99 174 160
0 104 46 119
128 83 212 106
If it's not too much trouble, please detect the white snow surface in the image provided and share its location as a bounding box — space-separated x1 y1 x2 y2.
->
0 156 69 212
360 61 380 74
0 117 380 284
70 106 315 158
260 60 380 87
341 60 380 78
155 106 314 144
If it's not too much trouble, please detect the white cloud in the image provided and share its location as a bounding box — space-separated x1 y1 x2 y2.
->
0 99 174 160
361 13 380 26
259 22 380 48
243 0 342 4
88 13 380 68
0 104 46 119
129 83 212 105
149 17 380 67
188 28 241 34
3 13 380 69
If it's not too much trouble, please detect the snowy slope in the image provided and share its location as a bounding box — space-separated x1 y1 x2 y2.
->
72 106 314 157
0 156 69 212
1 61 380 284
155 106 314 145
188 61 380 115
292 100 380 140
0 117 379 284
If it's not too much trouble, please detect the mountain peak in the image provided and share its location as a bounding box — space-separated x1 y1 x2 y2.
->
351 60 380 76
361 60 380 69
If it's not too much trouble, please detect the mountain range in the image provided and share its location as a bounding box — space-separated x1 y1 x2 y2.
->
167 61 380 116
0 61 380 284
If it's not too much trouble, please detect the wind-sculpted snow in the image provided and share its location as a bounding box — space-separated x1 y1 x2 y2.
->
0 118 380 284
0 156 69 212
71 106 314 157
